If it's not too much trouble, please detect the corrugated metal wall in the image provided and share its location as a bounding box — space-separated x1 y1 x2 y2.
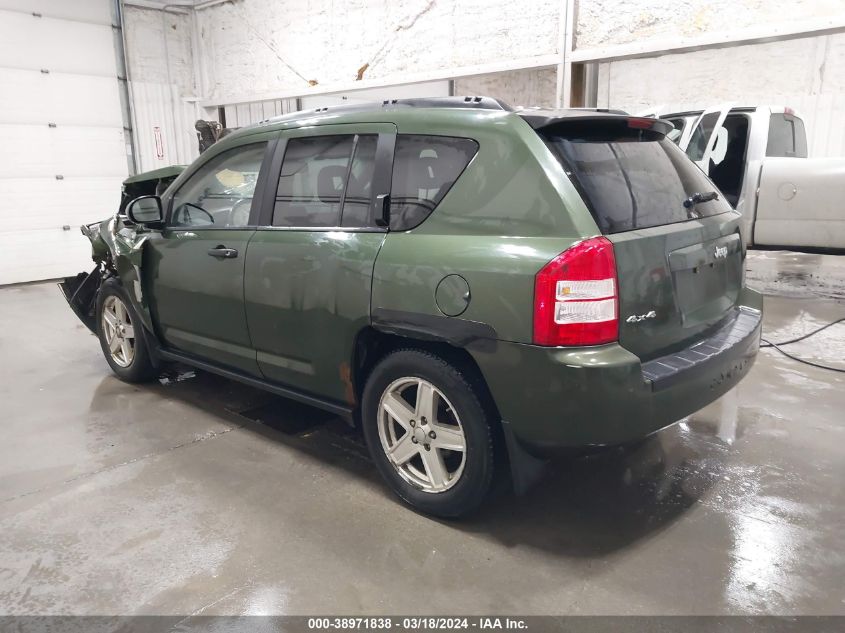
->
222 99 299 128
130 80 198 172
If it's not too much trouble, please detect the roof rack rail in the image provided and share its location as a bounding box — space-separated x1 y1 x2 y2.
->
256 96 513 126
381 96 512 110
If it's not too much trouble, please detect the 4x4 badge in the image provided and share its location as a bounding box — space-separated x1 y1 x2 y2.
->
626 310 657 323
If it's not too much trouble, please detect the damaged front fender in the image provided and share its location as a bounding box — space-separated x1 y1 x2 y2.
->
61 165 184 337
59 215 158 336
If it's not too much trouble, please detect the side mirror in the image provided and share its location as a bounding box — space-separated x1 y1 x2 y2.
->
127 195 163 226
374 193 390 228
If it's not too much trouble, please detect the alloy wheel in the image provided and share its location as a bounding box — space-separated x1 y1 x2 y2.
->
101 295 135 368
377 377 467 493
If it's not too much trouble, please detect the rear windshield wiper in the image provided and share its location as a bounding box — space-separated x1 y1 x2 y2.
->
683 191 719 209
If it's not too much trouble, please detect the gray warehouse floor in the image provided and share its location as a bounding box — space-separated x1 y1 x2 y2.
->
1 252 843 616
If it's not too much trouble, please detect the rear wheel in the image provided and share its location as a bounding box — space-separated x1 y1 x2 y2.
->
96 279 157 383
361 349 494 518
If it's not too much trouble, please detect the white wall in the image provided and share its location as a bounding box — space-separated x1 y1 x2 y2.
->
298 81 451 110
123 0 564 167
194 0 561 106
124 5 199 171
576 0 844 49
454 69 557 109
573 0 845 157
121 0 845 164
595 33 845 157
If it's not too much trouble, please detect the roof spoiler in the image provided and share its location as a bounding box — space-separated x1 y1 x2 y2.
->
520 112 675 137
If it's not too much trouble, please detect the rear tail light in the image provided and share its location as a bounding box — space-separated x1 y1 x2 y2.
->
533 237 619 346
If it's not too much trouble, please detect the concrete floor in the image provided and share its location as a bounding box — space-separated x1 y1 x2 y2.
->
1 253 844 616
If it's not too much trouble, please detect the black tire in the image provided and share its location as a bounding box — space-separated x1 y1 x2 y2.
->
95 278 157 383
361 349 495 518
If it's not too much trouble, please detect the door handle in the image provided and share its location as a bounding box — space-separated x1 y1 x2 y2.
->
208 246 238 259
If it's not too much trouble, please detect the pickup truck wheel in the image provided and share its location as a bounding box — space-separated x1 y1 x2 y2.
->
362 349 494 518
96 279 157 383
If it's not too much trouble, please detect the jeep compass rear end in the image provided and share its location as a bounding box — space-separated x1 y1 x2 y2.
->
468 114 762 456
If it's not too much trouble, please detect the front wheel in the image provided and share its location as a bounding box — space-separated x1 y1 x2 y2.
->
361 349 495 518
96 279 157 383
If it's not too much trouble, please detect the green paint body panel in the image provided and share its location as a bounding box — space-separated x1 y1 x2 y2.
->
139 129 281 374
610 213 746 360
471 287 762 451
145 228 259 375
69 102 763 457
244 229 385 403
370 109 595 345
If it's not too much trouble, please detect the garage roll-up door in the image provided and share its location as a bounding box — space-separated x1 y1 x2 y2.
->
0 1 128 285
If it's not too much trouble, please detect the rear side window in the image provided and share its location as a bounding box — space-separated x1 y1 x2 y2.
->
273 134 379 227
390 135 477 231
274 135 353 227
766 114 808 158
543 121 732 235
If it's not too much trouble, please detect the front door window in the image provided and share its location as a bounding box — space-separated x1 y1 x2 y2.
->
170 142 267 228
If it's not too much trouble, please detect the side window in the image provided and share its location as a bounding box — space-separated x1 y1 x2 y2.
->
170 142 266 228
664 118 685 144
390 135 478 231
766 114 807 158
273 134 379 228
685 112 719 161
273 136 353 227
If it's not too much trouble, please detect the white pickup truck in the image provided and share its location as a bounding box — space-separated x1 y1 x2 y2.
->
658 105 845 250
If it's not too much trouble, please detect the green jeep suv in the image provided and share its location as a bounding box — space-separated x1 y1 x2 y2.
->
62 97 762 517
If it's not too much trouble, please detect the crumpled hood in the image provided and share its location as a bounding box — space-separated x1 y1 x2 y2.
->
122 165 186 186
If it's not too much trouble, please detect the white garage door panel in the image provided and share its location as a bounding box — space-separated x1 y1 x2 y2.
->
0 0 124 285
0 228 96 285
0 176 122 232
0 10 116 76
0 125 127 178
0 0 111 25
0 68 122 127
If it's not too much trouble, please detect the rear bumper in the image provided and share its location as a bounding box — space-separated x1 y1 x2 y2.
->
471 287 763 455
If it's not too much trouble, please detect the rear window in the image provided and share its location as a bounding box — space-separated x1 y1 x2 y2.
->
543 121 732 235
663 117 687 144
766 114 808 158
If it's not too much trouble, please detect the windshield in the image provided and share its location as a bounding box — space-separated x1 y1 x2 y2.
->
542 121 732 234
